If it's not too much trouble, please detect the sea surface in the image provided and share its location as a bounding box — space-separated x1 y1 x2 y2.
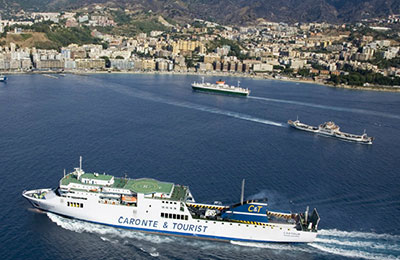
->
0 73 399 260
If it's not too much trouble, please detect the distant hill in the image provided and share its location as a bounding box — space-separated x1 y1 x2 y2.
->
2 0 400 24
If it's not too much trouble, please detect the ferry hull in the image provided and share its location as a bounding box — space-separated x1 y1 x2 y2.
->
288 120 373 144
192 86 249 96
23 190 317 243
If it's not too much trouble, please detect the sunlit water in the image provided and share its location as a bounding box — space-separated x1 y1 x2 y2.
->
0 74 399 260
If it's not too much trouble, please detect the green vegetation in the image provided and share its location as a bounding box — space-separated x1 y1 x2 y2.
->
311 62 328 70
273 65 285 70
207 37 248 60
46 26 102 49
2 21 102 50
111 10 132 25
370 53 400 69
329 70 400 86
20 33 33 40
298 68 311 77
111 17 168 37
131 19 167 34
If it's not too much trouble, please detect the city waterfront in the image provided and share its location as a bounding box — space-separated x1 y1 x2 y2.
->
0 74 399 259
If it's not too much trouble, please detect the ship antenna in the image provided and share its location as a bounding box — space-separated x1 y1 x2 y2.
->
241 179 245 205
202 76 204 84
79 156 82 171
238 80 240 87
64 169 66 177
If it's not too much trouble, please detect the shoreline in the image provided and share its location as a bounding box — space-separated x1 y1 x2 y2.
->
2 70 400 93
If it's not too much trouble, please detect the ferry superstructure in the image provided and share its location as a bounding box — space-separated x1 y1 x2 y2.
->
23 158 320 243
0 75 7 82
288 118 373 144
191 78 250 96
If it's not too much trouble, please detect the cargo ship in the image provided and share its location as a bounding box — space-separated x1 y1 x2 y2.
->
192 77 250 96
23 157 320 243
288 118 373 144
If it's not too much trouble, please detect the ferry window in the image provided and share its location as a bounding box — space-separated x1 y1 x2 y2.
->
177 215 181 220
67 202 70 206
174 202 177 205
81 203 83 208
173 214 177 219
185 216 188 220
161 213 164 218
169 213 172 218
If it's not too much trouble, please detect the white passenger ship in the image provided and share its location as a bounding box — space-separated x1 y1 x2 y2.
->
192 78 250 96
23 158 320 243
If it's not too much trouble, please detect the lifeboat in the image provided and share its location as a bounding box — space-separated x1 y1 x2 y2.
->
216 80 225 85
122 196 137 203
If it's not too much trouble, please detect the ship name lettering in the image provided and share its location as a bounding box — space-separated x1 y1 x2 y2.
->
248 205 262 213
118 216 159 228
172 222 208 233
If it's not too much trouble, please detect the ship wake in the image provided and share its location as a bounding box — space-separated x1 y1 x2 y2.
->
47 212 399 259
250 96 400 120
99 80 285 128
232 229 400 260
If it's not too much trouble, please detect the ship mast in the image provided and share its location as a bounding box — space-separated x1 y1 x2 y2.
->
241 179 245 205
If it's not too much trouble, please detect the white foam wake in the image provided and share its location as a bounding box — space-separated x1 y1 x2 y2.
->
313 229 400 260
319 229 400 240
47 213 173 244
250 96 400 120
231 229 400 260
309 243 399 260
47 213 400 259
230 240 313 253
107 84 285 128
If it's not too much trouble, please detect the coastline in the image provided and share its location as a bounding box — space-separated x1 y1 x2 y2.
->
2 70 400 93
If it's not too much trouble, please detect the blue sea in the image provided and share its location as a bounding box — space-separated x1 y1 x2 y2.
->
0 73 399 260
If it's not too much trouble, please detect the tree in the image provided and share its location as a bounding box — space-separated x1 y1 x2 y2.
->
100 56 111 68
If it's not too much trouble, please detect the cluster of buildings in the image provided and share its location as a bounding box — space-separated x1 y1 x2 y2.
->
1 10 400 81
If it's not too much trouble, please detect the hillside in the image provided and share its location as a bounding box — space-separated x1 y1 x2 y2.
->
1 0 400 24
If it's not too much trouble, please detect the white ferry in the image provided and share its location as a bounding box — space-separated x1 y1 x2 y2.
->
288 118 373 144
192 77 250 96
23 158 320 243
